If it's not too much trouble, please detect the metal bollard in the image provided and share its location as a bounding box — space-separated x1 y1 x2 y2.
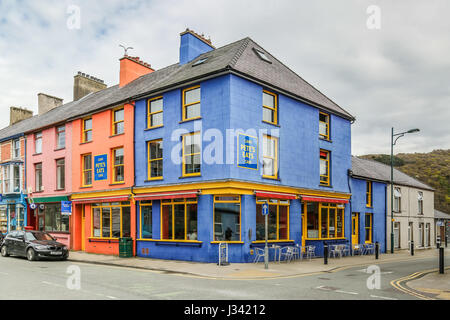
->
375 242 379 260
437 237 441 249
324 243 328 265
410 240 414 256
439 247 444 274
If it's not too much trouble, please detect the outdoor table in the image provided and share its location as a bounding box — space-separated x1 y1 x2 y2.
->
270 244 282 262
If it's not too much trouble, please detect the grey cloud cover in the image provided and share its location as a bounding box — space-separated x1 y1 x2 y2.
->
0 0 449 155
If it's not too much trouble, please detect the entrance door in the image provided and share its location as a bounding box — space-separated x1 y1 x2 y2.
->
408 222 413 249
81 205 85 251
394 222 400 249
352 213 359 245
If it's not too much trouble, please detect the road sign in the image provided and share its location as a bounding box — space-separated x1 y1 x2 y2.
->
262 203 269 216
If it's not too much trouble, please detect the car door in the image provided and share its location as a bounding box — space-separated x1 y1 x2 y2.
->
5 231 17 255
15 231 27 257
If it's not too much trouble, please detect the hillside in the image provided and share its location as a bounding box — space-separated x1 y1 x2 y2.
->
360 149 450 213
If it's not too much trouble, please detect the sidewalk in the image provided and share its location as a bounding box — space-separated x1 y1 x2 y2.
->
407 269 450 300
68 248 447 280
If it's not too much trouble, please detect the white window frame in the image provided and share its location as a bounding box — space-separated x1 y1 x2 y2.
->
393 187 401 212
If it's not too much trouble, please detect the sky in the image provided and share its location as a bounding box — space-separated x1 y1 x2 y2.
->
0 0 449 156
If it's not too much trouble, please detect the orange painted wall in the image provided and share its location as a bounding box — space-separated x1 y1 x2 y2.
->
71 103 136 255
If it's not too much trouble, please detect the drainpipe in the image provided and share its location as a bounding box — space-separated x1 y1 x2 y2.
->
347 169 353 249
24 135 27 228
129 99 137 257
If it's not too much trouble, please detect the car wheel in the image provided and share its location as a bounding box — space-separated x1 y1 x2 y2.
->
27 248 37 261
1 245 9 257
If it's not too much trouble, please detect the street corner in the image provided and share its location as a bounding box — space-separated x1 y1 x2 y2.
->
407 270 450 300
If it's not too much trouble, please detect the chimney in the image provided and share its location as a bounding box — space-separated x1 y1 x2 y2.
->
38 93 63 115
10 107 33 125
179 28 215 65
73 72 107 101
119 55 154 87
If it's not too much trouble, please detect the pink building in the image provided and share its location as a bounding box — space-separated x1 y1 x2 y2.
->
26 94 73 247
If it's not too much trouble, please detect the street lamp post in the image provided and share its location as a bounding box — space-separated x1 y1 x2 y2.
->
390 128 420 254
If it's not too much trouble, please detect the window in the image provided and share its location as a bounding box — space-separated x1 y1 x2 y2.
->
112 148 124 183
425 223 430 247
182 132 201 177
35 132 42 154
394 187 401 212
418 191 423 214
305 202 344 239
13 165 20 192
148 140 163 180
182 86 201 121
112 108 124 135
56 125 65 149
82 154 92 187
140 201 152 239
365 213 373 243
366 181 372 207
3 166 10 193
161 198 198 241
262 135 278 179
147 97 163 129
82 118 92 143
319 112 330 140
320 150 330 186
56 159 65 190
13 139 20 158
35 163 42 192
192 57 208 66
91 202 131 239
256 198 289 241
419 223 424 247
214 196 241 242
254 48 272 63
38 203 69 232
262 90 277 125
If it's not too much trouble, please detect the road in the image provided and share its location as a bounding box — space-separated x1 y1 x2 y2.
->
0 254 448 300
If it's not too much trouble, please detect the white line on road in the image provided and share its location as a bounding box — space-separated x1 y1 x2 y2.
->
316 286 359 296
106 295 118 299
41 281 64 288
0 272 9 275
370 294 398 300
335 290 358 295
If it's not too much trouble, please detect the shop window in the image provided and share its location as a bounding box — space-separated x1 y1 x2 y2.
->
56 159 65 190
255 198 289 241
366 181 372 207
56 125 65 149
305 202 344 239
0 205 7 233
35 132 42 154
38 203 69 232
320 150 330 186
82 154 92 187
182 86 201 121
140 201 152 239
148 140 163 180
262 90 277 125
148 97 163 128
214 196 241 242
161 198 198 241
112 108 124 135
262 135 278 179
112 147 124 183
35 163 43 192
91 202 131 239
82 118 92 143
365 213 373 243
319 112 330 140
182 132 201 177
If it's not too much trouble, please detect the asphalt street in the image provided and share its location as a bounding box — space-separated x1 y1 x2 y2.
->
0 254 448 300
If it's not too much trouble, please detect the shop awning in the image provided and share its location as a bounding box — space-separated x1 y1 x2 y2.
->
71 196 130 204
29 196 70 203
134 190 200 201
254 190 297 200
301 196 349 204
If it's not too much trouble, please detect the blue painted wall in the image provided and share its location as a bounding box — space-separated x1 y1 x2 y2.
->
350 177 387 253
180 32 214 65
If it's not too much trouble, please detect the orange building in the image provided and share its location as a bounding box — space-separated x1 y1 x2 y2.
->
70 56 154 255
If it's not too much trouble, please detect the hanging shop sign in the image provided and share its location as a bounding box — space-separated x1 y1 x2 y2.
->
237 133 258 170
61 201 72 216
94 154 108 181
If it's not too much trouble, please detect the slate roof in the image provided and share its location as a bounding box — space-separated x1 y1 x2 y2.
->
0 36 354 140
351 156 434 191
435 209 450 220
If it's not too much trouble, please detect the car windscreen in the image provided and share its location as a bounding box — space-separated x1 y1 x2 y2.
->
25 232 55 241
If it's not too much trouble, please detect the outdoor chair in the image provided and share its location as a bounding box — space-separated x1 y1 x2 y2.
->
279 246 295 263
352 244 363 256
342 244 351 257
330 244 344 258
292 244 302 260
364 243 375 255
306 245 316 260
253 247 265 263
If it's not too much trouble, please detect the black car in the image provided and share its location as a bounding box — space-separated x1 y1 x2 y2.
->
1 230 69 261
